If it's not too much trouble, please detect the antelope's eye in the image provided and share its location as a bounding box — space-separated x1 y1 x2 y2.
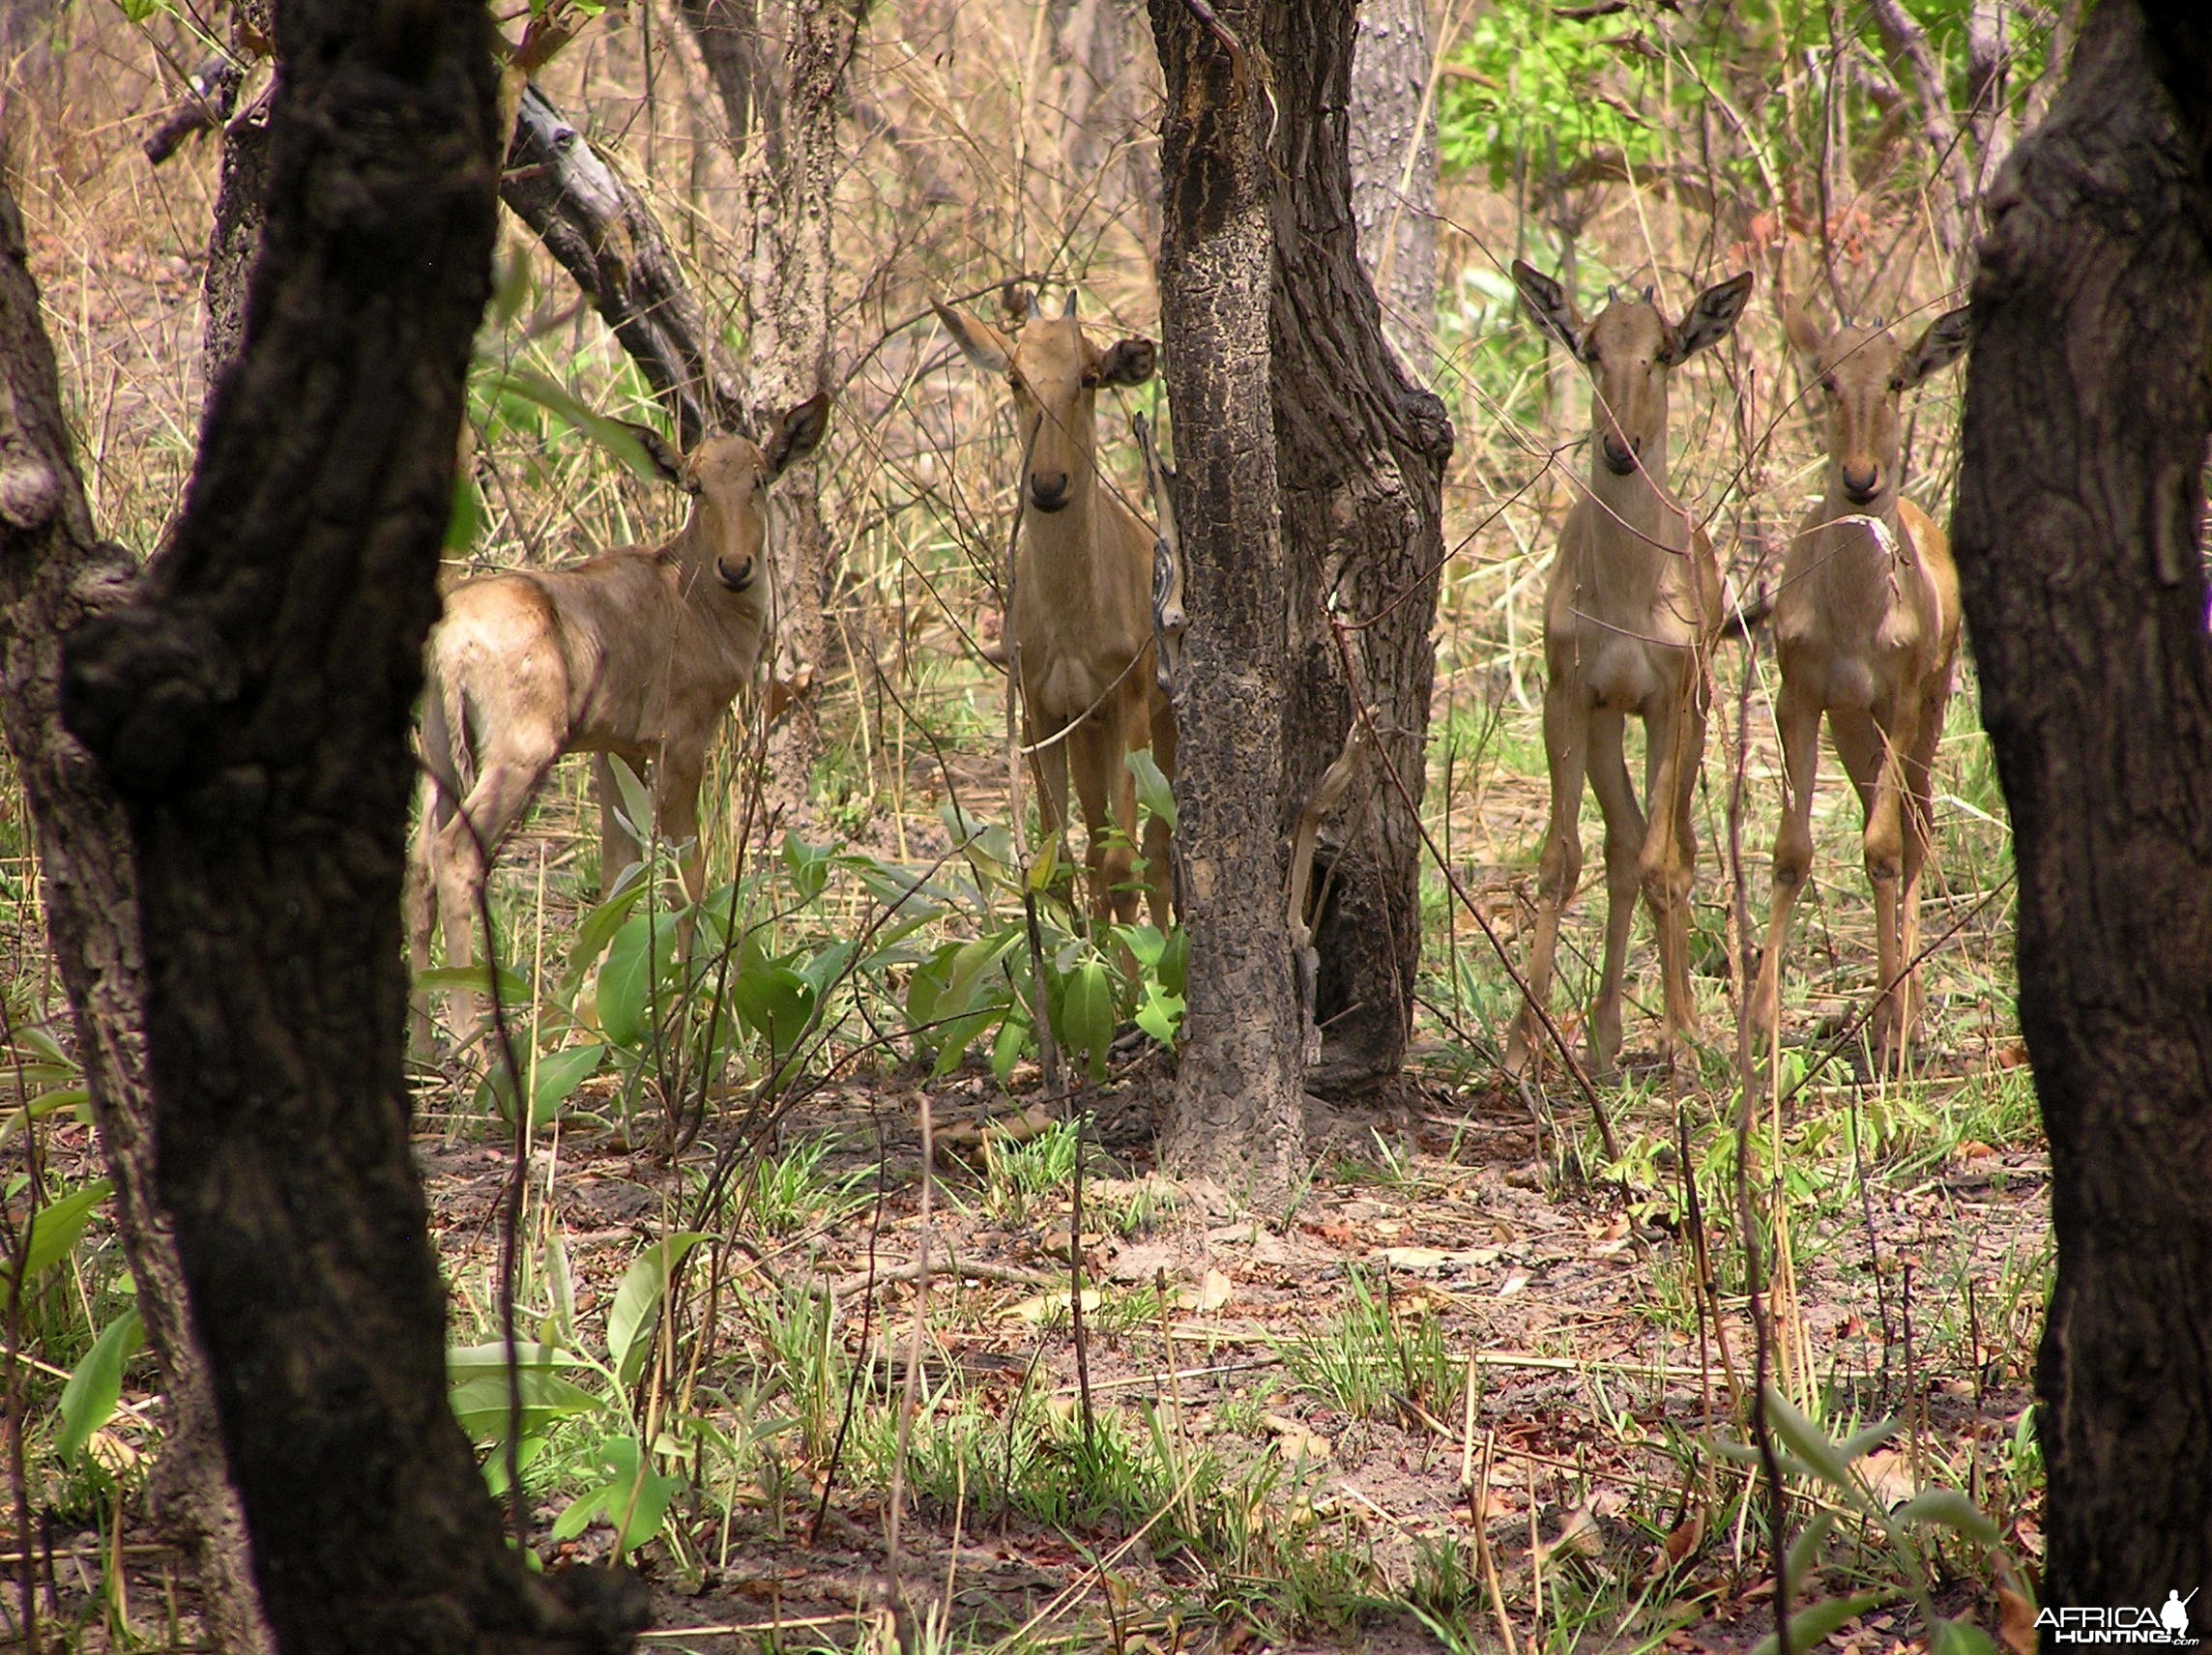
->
1080 371 1100 389
1820 375 1839 395
1887 375 1906 392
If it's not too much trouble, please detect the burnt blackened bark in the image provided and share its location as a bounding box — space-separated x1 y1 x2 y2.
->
47 0 643 1647
200 0 274 408
1950 0 2212 1611
1149 0 1307 1201
0 182 274 1655
1271 0 1452 1095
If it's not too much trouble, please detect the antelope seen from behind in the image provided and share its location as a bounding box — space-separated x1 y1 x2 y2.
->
1751 299 1970 1070
1505 261 1752 1079
407 395 830 1050
934 286 1176 928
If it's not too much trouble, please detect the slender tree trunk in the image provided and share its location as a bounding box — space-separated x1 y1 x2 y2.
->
0 181 275 1655
1277 0 1453 1096
718 0 866 816
30 0 643 1644
1348 0 1437 377
1950 0 2212 1609
1148 0 1307 1202
200 0 273 411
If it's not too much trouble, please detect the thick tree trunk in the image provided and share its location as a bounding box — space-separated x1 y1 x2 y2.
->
1950 0 2212 1610
720 0 865 816
1276 0 1452 1096
0 185 275 1655
41 0 643 1647
503 84 747 447
1148 0 1307 1201
200 1 274 408
1348 0 1437 377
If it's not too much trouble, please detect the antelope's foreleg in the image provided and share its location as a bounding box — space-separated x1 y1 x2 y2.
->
653 746 710 967
1833 705 1909 1065
1893 669 1955 1057
1639 678 1707 1060
1753 677 1824 1060
1584 711 1644 1080
405 770 446 1060
1505 680 1591 1077
591 753 645 902
1069 717 1140 929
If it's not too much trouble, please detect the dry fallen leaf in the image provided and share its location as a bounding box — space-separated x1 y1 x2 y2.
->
1997 1586 2037 1655
1858 1447 1918 1509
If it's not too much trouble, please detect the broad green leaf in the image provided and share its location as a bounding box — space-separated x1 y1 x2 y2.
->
599 912 681 1050
446 469 484 552
1135 985 1184 1047
1836 1417 1904 1465
732 966 817 1063
930 1002 1012 1078
800 940 858 999
563 880 651 1000
1783 1511 1836 1598
1115 924 1168 971
1892 1488 2000 1544
57 1308 143 1466
6 1179 113 1303
448 1371 599 1441
1157 925 1187 998
1749 1592 1887 1655
782 835 834 903
483 369 662 481
550 1436 680 1553
414 963 533 1005
1762 1387 1858 1498
1057 960 1116 1081
991 1010 1030 1088
1931 1618 2004 1655
531 1043 605 1126
544 1234 577 1347
1127 748 1177 832
607 1233 709 1386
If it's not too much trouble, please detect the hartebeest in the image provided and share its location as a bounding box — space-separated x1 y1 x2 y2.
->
1750 299 1970 1068
1504 262 1753 1079
406 394 830 1048
934 287 1175 927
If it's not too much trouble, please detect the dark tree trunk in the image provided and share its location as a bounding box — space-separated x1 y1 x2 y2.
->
503 84 747 447
36 0 644 1646
200 0 274 407
1273 0 1453 1096
1148 0 1308 1201
0 186 274 1655
1950 0 2212 1611
672 0 761 158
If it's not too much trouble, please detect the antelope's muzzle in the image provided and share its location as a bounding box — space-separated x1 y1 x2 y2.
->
716 555 756 593
1028 472 1071 512
1601 434 1639 477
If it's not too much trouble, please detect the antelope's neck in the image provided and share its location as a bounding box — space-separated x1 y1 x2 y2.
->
1018 476 1111 612
1584 437 1683 581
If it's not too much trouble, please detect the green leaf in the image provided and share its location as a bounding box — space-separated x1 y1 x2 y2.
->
57 1309 143 1466
1892 1488 2000 1544
530 1043 605 1126
551 1436 680 1553
991 1009 1030 1088
782 835 834 903
930 1002 1011 1078
448 1370 599 1441
1057 960 1117 1081
1748 1592 1888 1655
414 963 534 1005
446 468 484 553
6 1180 113 1303
732 966 817 1064
1931 1619 2004 1655
563 882 650 998
607 1234 709 1387
1762 1387 1859 1499
1157 925 1187 998
602 756 657 847
1134 985 1184 1047
599 912 681 1050
1127 748 1177 832
1836 1417 1904 1465
544 1233 577 1347
483 369 663 482
1783 1511 1835 1599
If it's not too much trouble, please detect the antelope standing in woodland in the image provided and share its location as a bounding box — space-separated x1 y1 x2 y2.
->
934 286 1176 928
1750 299 1971 1069
407 395 830 1048
1505 261 1753 1079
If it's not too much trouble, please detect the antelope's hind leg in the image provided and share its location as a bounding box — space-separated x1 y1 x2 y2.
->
1506 679 1592 1076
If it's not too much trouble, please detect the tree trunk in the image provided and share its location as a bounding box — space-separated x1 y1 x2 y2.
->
1949 0 2212 1609
1277 0 1453 1096
0 184 275 1655
1348 0 1437 377
1148 0 1308 1202
200 0 273 409
39 0 643 1646
721 0 866 817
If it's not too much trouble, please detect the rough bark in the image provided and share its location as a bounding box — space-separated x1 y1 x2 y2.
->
722 0 866 813
1149 0 1307 1201
44 0 644 1645
503 83 747 447
0 178 275 1655
672 0 761 157
1949 0 2212 1610
1276 0 1453 1095
201 0 274 407
1348 0 1437 376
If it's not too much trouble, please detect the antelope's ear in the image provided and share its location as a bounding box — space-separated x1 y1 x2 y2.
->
765 392 831 478
1096 337 1156 389
1899 305 1972 389
1512 259 1580 356
1781 294 1828 364
934 301 1012 376
622 421 693 492
1668 271 1753 363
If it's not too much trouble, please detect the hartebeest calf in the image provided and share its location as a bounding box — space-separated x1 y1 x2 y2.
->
406 395 830 1048
934 287 1175 928
1505 262 1753 1079
1750 299 1970 1068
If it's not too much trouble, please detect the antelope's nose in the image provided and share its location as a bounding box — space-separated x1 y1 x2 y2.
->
1029 472 1071 512
715 555 756 593
1841 464 1880 504
1601 434 1638 476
